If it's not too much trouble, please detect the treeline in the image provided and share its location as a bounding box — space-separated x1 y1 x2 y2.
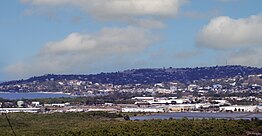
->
0 112 261 136
30 92 137 105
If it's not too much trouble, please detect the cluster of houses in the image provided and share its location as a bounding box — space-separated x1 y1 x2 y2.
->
1 74 262 97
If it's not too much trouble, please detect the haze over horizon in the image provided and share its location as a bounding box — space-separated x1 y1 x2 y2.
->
1 0 262 81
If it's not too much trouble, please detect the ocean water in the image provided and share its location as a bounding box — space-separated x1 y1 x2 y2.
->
130 112 262 120
0 92 71 100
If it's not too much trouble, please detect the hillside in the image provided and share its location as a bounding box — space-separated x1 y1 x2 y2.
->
1 65 262 86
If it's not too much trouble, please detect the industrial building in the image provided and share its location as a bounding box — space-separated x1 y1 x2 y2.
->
122 107 165 113
219 105 260 112
0 108 40 113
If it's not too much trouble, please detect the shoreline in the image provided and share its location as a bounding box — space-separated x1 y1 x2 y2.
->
0 91 72 97
0 91 73 100
0 91 71 95
130 112 262 120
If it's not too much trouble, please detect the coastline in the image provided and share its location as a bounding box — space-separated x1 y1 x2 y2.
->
0 91 71 95
0 91 72 100
130 112 262 120
37 92 71 95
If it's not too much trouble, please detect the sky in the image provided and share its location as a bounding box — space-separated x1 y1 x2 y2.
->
0 0 262 81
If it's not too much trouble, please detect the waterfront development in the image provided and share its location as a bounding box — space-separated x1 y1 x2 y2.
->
1 67 262 116
1 95 262 115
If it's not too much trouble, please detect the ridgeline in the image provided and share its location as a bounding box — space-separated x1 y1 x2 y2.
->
1 65 262 86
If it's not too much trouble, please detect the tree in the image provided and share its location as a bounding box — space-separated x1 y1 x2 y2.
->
123 115 130 121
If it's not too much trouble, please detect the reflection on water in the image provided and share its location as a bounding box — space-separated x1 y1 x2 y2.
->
0 92 71 100
130 112 262 120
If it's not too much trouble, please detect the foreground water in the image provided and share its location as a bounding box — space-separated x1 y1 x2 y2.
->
0 92 71 100
130 112 262 120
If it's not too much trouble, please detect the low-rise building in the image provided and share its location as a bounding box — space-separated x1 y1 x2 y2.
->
32 101 40 107
219 105 259 112
147 99 189 105
17 101 24 108
131 97 155 101
66 109 84 112
87 108 118 112
0 108 40 113
168 104 196 112
122 107 165 113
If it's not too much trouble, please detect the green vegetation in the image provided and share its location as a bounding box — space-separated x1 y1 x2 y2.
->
21 93 137 105
0 112 262 136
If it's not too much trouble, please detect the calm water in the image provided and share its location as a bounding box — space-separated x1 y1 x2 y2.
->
130 112 262 120
0 92 72 100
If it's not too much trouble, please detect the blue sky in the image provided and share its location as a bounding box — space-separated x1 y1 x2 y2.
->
0 0 262 81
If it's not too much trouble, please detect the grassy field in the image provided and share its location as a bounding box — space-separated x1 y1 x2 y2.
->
0 112 261 136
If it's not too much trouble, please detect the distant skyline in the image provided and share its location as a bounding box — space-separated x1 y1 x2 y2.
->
1 0 262 81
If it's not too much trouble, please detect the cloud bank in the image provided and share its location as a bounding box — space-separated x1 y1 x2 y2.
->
21 0 187 20
196 14 262 66
5 27 155 78
6 0 188 79
197 14 262 49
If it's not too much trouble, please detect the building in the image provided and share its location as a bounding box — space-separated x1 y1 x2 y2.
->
219 105 259 112
66 109 84 112
0 108 40 113
195 103 212 109
51 103 70 107
31 101 40 107
147 99 189 105
131 97 155 101
168 104 196 112
87 108 119 112
17 101 24 108
122 107 165 113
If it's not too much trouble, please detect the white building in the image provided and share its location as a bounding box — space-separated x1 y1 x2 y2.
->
87 108 118 112
17 101 24 108
188 84 199 91
51 103 70 107
51 104 65 107
0 108 40 113
66 109 84 112
147 99 189 105
32 101 40 107
212 100 231 106
121 107 165 113
219 105 259 112
131 97 155 101
195 103 212 109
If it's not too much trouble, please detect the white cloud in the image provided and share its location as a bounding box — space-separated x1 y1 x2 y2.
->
10 0 188 79
197 14 262 67
196 14 262 49
21 0 187 18
5 27 156 79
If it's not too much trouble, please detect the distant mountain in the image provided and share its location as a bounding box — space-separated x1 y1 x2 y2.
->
1 65 262 86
